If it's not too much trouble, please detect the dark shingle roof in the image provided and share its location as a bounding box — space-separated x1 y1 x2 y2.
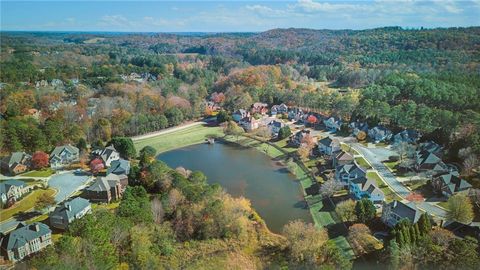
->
387 200 422 224
50 197 91 221
435 171 472 194
1 222 51 250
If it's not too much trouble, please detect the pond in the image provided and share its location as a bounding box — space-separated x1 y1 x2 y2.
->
157 142 313 233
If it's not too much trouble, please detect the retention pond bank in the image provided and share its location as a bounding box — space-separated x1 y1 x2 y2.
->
157 142 312 233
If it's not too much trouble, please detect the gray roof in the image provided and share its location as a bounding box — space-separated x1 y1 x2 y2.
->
435 171 472 194
319 137 338 147
419 141 443 154
107 159 130 175
0 180 26 194
337 162 367 176
50 144 79 158
416 150 445 170
335 151 354 162
351 177 384 197
50 197 90 221
387 200 422 224
2 152 31 166
1 222 51 250
87 174 120 192
393 129 421 143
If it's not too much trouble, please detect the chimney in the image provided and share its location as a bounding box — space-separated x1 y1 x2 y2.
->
31 224 40 232
67 204 72 212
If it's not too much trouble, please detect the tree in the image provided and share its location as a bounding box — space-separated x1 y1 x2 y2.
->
306 115 317 126
388 239 400 270
278 126 292 140
417 213 431 236
355 199 376 223
165 107 184 126
336 199 357 223
348 223 379 255
356 131 367 141
35 192 55 211
297 144 311 160
31 151 49 169
109 137 136 159
282 220 328 264
223 121 244 141
117 186 153 223
76 137 87 153
89 158 104 174
446 194 474 224
216 110 231 123
139 146 157 166
319 178 342 198
463 154 479 176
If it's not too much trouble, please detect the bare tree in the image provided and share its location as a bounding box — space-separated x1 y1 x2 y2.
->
319 177 343 198
151 196 164 224
463 154 479 176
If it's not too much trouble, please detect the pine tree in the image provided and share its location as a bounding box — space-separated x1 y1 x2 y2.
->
388 239 400 270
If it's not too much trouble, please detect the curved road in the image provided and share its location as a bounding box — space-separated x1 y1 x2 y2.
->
351 143 447 219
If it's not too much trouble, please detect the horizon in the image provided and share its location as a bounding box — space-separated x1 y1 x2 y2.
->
1 1 479 32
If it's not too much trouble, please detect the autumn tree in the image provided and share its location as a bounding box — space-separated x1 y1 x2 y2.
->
319 177 343 198
348 223 380 255
223 121 244 141
356 131 367 141
336 199 357 223
139 146 157 166
35 192 56 211
31 151 49 169
90 158 104 174
446 194 474 224
282 220 328 264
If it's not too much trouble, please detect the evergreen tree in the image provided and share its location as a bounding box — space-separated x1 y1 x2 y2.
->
388 239 400 270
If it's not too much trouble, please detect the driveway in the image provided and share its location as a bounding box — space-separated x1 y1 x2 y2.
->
351 143 447 219
48 172 92 202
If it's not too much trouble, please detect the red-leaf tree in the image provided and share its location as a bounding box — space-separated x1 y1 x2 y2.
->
90 158 105 174
307 115 318 125
31 151 49 169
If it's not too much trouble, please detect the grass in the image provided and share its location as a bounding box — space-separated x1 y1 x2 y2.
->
355 157 372 169
340 143 358 155
92 202 120 211
133 124 224 154
437 201 449 209
383 161 400 173
0 188 56 222
21 168 54 177
367 171 401 202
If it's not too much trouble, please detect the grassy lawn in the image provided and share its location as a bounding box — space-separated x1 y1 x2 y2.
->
367 171 401 202
92 202 120 211
340 143 358 155
437 201 449 209
383 161 399 173
355 157 371 169
0 188 56 222
21 168 54 177
133 124 224 154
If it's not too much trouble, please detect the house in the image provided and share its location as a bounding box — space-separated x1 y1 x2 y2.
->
267 120 284 136
335 162 367 184
349 121 369 136
239 116 260 132
107 159 130 175
0 222 52 262
349 177 385 204
50 144 80 169
251 102 268 115
368 126 393 143
232 109 248 122
288 107 305 122
323 117 342 132
318 137 341 156
432 171 472 197
419 141 443 156
0 180 30 206
381 200 422 228
83 174 127 203
393 129 422 144
1 152 31 175
271 103 288 116
91 145 120 167
415 150 447 173
290 129 311 147
333 151 354 167
49 197 92 230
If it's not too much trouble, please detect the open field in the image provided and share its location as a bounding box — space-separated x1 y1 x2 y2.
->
133 124 224 154
367 171 402 202
0 188 56 222
21 169 54 177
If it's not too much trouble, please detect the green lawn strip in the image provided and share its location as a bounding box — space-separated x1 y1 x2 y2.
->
133 125 224 154
340 143 358 155
21 169 54 177
332 236 356 258
355 157 372 169
0 188 56 222
367 171 401 202
437 201 449 209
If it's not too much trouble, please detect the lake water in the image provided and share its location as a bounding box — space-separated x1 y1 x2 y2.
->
157 142 313 233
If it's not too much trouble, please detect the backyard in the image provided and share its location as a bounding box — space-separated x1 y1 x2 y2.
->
0 188 56 222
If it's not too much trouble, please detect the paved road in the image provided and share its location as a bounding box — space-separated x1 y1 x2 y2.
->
351 143 447 219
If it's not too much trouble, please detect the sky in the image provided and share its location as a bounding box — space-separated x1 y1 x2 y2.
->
1 0 479 32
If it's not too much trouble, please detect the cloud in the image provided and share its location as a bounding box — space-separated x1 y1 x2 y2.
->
99 15 131 27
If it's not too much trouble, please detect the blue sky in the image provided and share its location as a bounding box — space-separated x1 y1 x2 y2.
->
1 1 479 32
